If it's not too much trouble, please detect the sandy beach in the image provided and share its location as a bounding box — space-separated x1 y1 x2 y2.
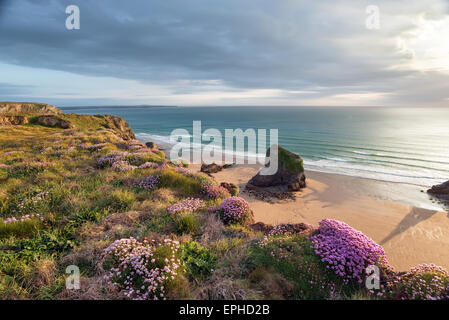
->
192 164 449 271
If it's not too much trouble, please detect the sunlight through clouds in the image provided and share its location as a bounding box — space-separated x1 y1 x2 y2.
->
397 15 449 72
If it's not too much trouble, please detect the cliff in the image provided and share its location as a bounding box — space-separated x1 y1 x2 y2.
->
0 102 62 115
0 102 135 140
1 102 448 301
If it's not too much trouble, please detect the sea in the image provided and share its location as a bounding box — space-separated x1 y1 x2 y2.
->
62 106 449 188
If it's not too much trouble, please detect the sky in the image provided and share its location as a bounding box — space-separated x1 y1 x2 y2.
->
0 0 449 107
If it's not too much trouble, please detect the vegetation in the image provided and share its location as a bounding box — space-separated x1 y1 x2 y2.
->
278 145 304 173
1 110 448 300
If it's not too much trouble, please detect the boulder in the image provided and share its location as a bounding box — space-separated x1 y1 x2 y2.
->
247 145 306 191
37 115 73 129
201 163 223 174
145 141 158 149
427 180 449 201
201 163 234 175
0 115 29 126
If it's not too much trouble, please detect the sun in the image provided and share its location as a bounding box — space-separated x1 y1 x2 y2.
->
397 14 449 72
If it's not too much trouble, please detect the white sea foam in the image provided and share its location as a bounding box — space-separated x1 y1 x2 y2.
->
136 132 448 187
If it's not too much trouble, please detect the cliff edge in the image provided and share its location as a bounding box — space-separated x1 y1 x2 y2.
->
0 102 62 115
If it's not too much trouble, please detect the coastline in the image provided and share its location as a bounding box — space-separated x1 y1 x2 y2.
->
190 163 449 271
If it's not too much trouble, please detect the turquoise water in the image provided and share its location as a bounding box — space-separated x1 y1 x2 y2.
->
63 106 449 187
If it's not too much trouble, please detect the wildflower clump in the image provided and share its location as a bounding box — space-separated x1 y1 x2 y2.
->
175 166 194 176
78 143 107 151
138 162 159 169
384 264 449 300
200 180 230 200
97 151 128 168
211 196 253 225
167 198 205 214
137 175 160 190
310 219 391 283
103 238 182 300
2 213 44 224
111 160 138 172
1 213 44 239
14 191 49 215
127 140 146 150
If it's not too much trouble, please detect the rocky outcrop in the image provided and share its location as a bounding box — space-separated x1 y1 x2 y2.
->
0 115 29 126
201 163 234 175
201 163 223 174
0 102 61 115
247 145 306 192
37 115 73 129
427 180 449 201
97 115 135 141
145 141 158 149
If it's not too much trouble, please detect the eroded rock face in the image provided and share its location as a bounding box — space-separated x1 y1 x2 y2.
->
37 115 73 129
247 145 306 191
0 102 61 115
428 180 449 201
0 115 29 126
97 115 136 141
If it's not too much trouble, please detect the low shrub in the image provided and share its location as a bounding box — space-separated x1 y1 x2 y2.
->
181 241 216 279
310 219 391 283
382 264 449 300
111 160 137 172
137 175 160 191
210 197 253 225
96 152 128 168
167 198 205 214
103 238 182 300
200 180 230 200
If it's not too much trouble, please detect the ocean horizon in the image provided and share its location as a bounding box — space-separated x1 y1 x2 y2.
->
62 106 449 187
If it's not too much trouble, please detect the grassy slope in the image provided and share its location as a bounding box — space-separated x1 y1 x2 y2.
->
2 113 444 300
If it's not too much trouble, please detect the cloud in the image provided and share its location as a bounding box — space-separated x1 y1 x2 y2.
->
0 0 448 106
0 82 34 96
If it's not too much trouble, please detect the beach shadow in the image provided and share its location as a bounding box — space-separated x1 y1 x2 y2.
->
380 207 438 245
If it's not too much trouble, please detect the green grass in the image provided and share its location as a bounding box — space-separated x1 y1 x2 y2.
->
278 146 304 173
159 170 202 196
0 110 396 301
0 220 43 239
175 214 200 235
181 241 217 279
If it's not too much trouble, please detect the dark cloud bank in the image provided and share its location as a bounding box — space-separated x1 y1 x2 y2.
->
0 0 448 106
